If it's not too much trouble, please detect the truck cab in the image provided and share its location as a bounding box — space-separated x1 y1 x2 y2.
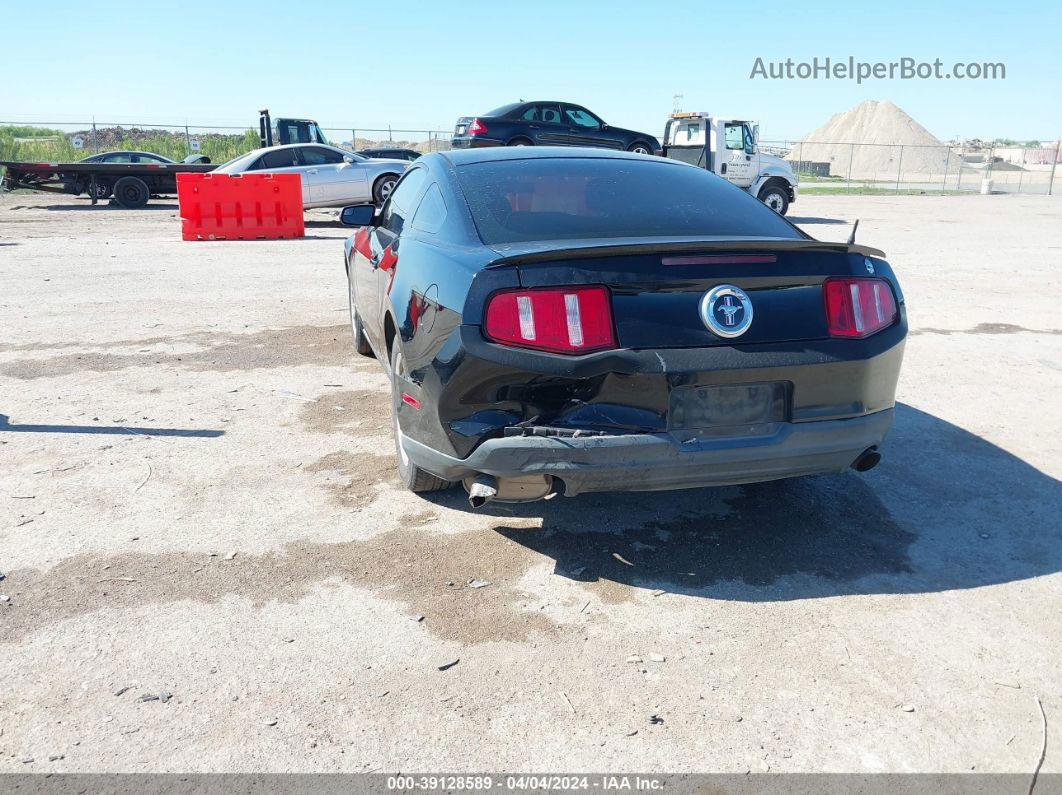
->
661 112 797 215
259 110 329 148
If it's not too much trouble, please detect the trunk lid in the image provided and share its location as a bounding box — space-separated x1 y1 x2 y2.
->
453 116 474 137
489 239 884 349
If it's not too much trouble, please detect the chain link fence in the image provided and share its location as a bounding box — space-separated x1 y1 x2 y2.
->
762 139 1061 195
3 119 1058 197
0 119 453 171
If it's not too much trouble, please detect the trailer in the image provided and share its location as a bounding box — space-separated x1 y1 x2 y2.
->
0 159 217 208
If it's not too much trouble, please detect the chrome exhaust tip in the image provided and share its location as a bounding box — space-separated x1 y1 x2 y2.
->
467 474 499 509
852 448 882 472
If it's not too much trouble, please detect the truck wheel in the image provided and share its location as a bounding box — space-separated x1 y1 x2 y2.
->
372 174 398 205
390 345 452 494
113 176 150 209
758 185 789 215
627 141 653 154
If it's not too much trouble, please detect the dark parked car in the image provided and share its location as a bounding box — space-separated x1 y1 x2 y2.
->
358 148 422 162
340 148 906 506
68 151 174 197
451 101 660 154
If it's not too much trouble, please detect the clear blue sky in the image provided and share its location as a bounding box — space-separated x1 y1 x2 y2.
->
3 0 1059 141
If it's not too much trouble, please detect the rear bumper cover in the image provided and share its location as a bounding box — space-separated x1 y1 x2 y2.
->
401 409 893 496
450 137 505 149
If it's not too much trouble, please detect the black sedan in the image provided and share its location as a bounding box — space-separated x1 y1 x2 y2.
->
451 101 660 154
358 147 422 162
341 148 906 505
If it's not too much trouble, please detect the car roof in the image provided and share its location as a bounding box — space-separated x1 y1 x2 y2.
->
436 147 677 167
238 142 354 158
87 150 170 158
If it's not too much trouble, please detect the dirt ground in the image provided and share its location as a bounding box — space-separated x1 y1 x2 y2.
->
0 191 1060 774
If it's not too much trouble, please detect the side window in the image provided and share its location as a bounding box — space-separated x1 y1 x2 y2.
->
564 107 600 129
380 167 428 236
252 149 298 170
298 147 344 166
104 153 132 163
724 124 744 150
521 104 563 124
743 124 755 154
411 183 447 234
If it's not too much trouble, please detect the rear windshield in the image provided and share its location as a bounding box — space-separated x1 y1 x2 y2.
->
483 103 522 118
456 158 802 245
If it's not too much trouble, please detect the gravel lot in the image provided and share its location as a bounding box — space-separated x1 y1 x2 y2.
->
0 191 1059 774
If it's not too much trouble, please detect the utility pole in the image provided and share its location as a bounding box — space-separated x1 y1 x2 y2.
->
1049 138 1060 196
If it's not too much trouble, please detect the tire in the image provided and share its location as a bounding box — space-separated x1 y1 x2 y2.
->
347 264 374 357
390 345 451 493
112 176 150 209
372 174 398 205
627 141 653 155
507 138 532 146
758 184 789 215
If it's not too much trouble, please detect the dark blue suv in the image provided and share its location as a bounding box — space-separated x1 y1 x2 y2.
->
451 101 660 154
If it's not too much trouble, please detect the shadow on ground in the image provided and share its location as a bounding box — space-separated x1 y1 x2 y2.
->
0 413 223 438
9 203 180 212
787 216 847 225
425 403 1062 601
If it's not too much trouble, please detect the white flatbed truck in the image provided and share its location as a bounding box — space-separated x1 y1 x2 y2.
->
661 112 798 215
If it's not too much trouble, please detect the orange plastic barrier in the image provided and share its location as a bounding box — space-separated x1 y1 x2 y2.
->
177 172 304 240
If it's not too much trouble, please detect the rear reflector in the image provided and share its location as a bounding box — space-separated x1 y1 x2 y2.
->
468 118 488 135
823 277 898 338
662 254 777 266
485 285 615 354
401 393 421 409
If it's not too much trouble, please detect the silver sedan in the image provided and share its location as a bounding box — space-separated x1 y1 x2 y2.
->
212 144 408 208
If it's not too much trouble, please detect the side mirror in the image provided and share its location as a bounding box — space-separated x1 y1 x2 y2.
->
340 203 376 227
343 154 355 164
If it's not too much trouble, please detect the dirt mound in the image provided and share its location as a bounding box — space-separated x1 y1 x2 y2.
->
786 100 957 180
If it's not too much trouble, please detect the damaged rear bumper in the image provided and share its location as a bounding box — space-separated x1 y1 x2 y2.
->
400 409 893 497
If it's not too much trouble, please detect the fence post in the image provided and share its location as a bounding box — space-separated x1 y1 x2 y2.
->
941 146 951 194
1017 147 1025 193
847 142 854 193
895 145 904 193
1049 140 1060 196
351 129 356 148
956 143 965 191
184 124 191 155
92 117 98 153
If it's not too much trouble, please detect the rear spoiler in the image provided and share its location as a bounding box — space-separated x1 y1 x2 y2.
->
488 239 886 267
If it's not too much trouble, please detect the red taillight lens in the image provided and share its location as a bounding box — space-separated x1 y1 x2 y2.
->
468 118 487 135
484 285 616 354
823 277 898 338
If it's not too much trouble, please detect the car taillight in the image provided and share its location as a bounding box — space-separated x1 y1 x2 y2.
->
484 285 616 354
823 277 898 338
467 118 487 135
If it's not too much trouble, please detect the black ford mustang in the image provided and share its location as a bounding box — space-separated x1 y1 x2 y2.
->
451 101 660 154
341 148 906 506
